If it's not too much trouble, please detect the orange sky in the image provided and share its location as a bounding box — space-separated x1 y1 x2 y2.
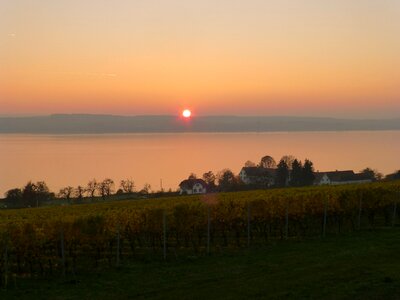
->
1 0 399 117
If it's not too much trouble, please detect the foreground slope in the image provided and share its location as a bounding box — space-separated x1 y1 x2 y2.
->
1 228 400 300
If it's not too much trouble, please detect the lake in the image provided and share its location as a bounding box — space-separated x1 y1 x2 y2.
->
0 131 399 196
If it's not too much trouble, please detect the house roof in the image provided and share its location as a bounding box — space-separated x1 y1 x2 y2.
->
315 170 373 182
386 171 400 180
241 167 277 177
179 178 208 190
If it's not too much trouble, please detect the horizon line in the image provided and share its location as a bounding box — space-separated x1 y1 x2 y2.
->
1 113 399 121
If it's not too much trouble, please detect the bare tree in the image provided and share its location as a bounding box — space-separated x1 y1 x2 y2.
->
58 186 74 204
260 155 277 168
86 179 98 200
98 178 115 200
120 179 135 194
75 185 86 203
202 171 216 192
140 183 151 194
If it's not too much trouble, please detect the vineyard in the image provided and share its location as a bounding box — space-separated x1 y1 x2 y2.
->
0 182 399 286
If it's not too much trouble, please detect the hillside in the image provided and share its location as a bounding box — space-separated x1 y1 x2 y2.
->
0 183 399 299
1 114 400 133
1 229 400 299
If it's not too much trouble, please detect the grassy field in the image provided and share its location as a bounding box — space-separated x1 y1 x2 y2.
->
1 228 400 300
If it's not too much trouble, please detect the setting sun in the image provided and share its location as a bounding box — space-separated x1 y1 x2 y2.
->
182 109 191 118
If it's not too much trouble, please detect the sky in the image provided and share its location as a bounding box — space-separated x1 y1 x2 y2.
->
1 0 399 118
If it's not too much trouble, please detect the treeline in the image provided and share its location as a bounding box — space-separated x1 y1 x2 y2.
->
3 178 177 208
263 155 316 187
2 154 398 208
181 155 316 193
186 154 392 193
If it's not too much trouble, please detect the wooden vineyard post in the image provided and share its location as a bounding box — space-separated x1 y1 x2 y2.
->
357 195 363 230
247 203 251 247
392 193 398 228
116 225 121 267
4 244 8 289
60 230 66 277
163 211 167 261
207 206 211 255
322 198 328 238
284 200 289 240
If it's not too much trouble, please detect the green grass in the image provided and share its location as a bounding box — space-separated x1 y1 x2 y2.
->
2 228 400 300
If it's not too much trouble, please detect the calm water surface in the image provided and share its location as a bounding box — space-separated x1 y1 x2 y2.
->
0 131 399 195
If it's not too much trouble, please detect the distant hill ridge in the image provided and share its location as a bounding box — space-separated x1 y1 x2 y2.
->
0 114 399 134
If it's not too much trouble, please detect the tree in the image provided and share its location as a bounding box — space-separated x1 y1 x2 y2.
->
276 159 289 187
97 178 115 200
75 185 85 203
22 181 37 207
58 186 74 204
120 179 135 194
360 168 383 181
244 160 256 167
217 169 237 192
116 188 124 195
188 173 197 180
202 171 216 192
280 155 296 170
22 181 53 207
4 188 23 207
86 179 98 200
289 159 303 187
260 155 276 168
302 159 315 186
140 183 151 194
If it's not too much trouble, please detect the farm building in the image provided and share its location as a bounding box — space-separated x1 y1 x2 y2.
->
179 178 208 195
314 170 373 185
239 167 277 187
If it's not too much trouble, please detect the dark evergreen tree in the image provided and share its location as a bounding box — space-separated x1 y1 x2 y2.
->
280 155 296 170
289 159 303 187
276 159 289 187
302 159 315 186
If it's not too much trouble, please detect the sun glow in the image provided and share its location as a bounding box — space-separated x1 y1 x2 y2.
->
182 109 191 118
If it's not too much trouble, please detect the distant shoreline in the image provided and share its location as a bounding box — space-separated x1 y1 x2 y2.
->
1 130 400 137
1 114 399 134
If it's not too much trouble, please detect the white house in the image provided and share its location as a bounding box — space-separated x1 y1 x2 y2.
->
239 167 276 187
179 179 208 195
314 170 373 185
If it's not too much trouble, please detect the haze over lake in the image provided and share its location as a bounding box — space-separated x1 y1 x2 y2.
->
1 115 400 133
1 131 399 196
